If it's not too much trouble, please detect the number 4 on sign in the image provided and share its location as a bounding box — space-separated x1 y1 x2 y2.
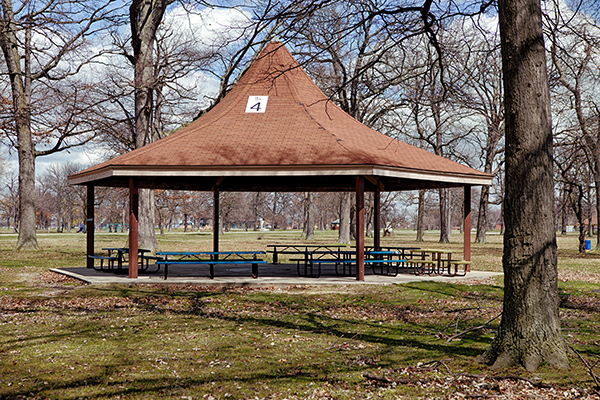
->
245 96 268 113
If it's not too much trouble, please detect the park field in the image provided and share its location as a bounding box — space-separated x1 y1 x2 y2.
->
0 229 599 399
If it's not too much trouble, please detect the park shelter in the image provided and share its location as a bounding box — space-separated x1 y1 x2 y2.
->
68 41 493 280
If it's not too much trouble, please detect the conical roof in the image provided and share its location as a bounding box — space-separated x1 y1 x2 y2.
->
69 42 492 191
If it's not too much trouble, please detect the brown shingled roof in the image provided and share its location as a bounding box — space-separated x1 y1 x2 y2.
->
68 41 492 192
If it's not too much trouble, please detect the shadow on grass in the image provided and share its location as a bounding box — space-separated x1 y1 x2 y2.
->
1 281 503 398
400 281 504 302
1 362 364 400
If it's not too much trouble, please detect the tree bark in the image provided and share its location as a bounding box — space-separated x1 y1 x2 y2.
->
480 0 568 371
416 190 425 242
476 123 502 243
303 192 315 240
15 118 38 251
338 193 351 244
439 188 450 243
476 184 490 243
1 4 38 250
129 0 168 252
137 189 158 250
595 170 600 249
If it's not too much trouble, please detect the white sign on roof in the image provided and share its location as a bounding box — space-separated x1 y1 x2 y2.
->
245 96 268 113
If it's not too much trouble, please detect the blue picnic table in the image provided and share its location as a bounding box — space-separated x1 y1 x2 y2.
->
293 250 406 278
155 251 266 280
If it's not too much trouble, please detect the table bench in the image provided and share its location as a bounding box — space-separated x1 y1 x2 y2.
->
408 259 437 275
140 255 163 273
88 254 118 271
406 249 471 276
365 257 408 276
101 247 151 271
156 251 266 279
448 260 470 276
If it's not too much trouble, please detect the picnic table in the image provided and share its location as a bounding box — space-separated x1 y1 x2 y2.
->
293 249 406 278
89 247 152 272
364 245 421 258
155 251 266 280
266 244 347 264
408 248 468 276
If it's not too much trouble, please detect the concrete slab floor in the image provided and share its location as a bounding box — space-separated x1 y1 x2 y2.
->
52 263 502 288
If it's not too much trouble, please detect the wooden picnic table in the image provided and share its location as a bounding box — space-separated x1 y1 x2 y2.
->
409 248 453 275
155 251 266 279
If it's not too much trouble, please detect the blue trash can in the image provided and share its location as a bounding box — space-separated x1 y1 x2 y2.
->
585 240 591 250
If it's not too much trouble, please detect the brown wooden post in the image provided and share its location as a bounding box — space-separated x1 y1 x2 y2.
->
464 185 472 272
86 185 95 269
213 187 220 257
128 178 139 279
356 176 365 281
374 182 381 251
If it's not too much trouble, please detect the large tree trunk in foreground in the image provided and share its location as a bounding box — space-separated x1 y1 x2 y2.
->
480 0 568 371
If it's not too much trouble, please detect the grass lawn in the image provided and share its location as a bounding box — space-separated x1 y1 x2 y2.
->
0 229 599 399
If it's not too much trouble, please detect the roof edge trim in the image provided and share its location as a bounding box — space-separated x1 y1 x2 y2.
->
69 164 493 187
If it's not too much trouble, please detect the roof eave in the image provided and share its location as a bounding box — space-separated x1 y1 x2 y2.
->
68 164 493 188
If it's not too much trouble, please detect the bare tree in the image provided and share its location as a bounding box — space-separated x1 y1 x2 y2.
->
546 2 600 248
555 143 592 252
450 23 505 243
281 0 422 243
123 0 170 251
0 0 122 250
480 0 568 370
0 172 19 232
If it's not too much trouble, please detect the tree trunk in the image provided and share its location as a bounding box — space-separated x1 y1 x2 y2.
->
16 128 39 250
480 0 568 371
1 11 39 251
303 192 315 240
476 129 500 243
439 188 450 243
138 189 158 250
129 0 167 252
338 193 351 244
559 187 567 236
566 185 587 253
595 165 600 249
416 190 425 241
476 185 490 243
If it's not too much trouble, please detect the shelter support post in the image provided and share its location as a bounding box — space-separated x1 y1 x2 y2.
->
128 178 139 279
356 176 365 281
374 182 381 251
86 185 94 269
213 187 219 258
464 185 472 272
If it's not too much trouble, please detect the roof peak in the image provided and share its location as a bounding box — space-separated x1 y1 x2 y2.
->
68 42 492 190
